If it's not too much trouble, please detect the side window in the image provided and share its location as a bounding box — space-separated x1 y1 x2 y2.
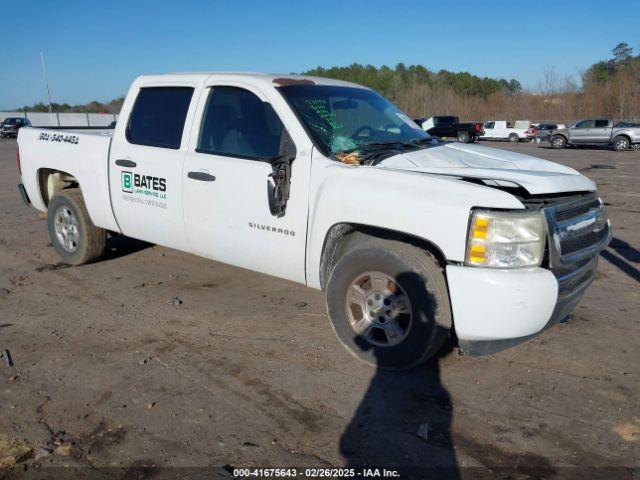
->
127 87 194 149
485 122 495 129
594 120 609 128
575 120 594 129
198 86 285 159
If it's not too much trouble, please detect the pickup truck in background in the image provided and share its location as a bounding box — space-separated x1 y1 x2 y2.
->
550 119 640 151
16 72 611 369
1 117 31 138
535 123 566 141
414 115 484 143
479 120 535 143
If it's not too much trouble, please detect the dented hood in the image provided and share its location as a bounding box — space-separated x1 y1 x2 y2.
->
379 142 595 194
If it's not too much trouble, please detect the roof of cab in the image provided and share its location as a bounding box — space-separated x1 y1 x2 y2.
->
133 72 366 89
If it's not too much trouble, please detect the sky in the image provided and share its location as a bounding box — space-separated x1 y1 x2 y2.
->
1 0 638 109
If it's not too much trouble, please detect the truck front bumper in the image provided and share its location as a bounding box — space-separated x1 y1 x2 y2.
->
446 257 598 355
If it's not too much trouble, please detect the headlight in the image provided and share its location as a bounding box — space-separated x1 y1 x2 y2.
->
466 210 546 268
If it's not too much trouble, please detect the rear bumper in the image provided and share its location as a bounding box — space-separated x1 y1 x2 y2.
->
447 258 598 356
18 184 31 206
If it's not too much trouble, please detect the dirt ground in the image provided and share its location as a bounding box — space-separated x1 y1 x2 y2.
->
0 137 638 479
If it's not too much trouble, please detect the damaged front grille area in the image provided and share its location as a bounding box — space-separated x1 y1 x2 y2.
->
560 227 610 256
554 198 601 222
520 192 612 326
544 194 611 267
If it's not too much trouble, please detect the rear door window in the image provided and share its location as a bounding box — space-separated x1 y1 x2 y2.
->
575 120 594 128
594 120 609 128
127 87 194 149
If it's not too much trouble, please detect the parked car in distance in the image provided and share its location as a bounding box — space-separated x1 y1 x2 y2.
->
17 72 611 369
479 120 535 143
549 119 640 151
535 123 566 141
414 115 484 143
1 117 31 138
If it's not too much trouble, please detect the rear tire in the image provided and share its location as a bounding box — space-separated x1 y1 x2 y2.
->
612 135 630 151
457 131 471 143
47 188 107 265
508 133 519 143
326 234 452 370
550 135 567 149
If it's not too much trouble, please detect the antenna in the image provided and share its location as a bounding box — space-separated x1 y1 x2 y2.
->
40 52 53 113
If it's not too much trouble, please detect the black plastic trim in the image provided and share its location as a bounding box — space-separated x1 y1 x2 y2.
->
18 184 30 206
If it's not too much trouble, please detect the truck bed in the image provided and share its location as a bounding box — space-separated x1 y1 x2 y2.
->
17 126 119 232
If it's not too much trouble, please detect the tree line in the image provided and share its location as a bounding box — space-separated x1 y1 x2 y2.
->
13 42 639 123
302 43 640 122
16 97 124 114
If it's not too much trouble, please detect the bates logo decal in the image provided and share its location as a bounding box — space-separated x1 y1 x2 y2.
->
121 171 133 193
121 171 167 198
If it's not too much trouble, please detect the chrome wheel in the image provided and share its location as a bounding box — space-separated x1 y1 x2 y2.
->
615 138 629 151
345 271 413 347
53 205 80 253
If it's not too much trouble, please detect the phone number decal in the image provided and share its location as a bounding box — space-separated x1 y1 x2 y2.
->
38 132 79 144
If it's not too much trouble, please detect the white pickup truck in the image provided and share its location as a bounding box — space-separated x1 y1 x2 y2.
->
480 120 535 143
16 73 611 369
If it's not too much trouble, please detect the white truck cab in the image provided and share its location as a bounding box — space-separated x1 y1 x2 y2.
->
16 73 611 369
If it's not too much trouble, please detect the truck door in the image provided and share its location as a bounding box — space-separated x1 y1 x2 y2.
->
182 85 309 283
570 120 594 143
591 119 612 142
108 85 196 250
431 116 454 137
483 121 495 138
495 121 508 138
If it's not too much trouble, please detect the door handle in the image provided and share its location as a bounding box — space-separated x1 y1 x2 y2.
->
188 171 216 182
115 159 137 168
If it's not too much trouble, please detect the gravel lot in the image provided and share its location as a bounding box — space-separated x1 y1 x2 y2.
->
0 137 638 478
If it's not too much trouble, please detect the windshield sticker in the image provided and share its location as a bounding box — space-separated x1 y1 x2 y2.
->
330 136 356 153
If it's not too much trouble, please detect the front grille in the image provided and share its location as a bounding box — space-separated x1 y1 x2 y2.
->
542 194 611 270
555 198 601 222
560 227 610 255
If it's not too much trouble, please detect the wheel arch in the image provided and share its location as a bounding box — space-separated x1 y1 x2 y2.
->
318 222 449 291
612 133 631 144
552 132 568 141
37 168 80 207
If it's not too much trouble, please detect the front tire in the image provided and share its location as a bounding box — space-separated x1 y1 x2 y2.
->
613 135 630 151
457 131 471 143
326 235 452 370
550 135 567 149
47 189 107 265
508 133 519 143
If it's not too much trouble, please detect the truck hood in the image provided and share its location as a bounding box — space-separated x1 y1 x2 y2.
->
378 142 595 194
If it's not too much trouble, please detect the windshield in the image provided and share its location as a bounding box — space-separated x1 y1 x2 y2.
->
278 85 429 156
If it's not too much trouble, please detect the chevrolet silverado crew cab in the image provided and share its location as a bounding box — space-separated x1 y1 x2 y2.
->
16 73 611 369
549 119 640 151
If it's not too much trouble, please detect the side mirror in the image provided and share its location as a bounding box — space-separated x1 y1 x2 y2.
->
267 130 296 218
